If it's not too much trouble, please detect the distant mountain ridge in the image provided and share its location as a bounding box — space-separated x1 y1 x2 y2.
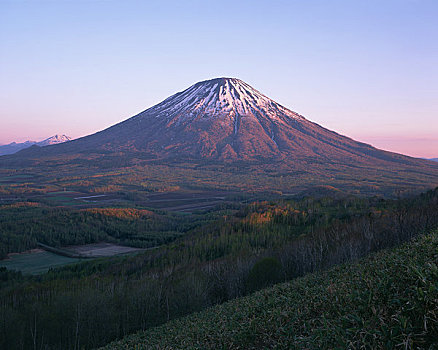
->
0 134 71 155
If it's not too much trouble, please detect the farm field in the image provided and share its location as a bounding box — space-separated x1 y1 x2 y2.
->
64 242 144 257
42 189 240 212
142 190 233 212
44 191 124 207
0 171 243 212
0 250 81 275
0 174 36 183
0 243 144 274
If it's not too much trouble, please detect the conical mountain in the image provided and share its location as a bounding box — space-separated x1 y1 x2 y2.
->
19 77 431 169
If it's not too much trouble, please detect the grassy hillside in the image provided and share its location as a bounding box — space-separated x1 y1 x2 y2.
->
102 230 438 350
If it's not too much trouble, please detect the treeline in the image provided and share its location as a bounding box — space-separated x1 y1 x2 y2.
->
0 189 437 349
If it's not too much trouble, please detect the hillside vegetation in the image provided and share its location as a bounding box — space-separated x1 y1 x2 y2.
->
103 229 438 350
1 189 437 349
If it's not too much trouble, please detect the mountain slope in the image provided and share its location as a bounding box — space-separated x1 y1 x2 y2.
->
102 230 438 349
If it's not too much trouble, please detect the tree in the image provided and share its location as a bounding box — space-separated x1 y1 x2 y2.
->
246 257 282 293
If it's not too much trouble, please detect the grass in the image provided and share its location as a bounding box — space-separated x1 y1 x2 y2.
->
4 174 35 179
47 190 76 194
0 250 81 275
102 230 438 349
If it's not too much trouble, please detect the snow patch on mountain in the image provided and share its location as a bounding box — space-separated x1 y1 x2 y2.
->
133 78 306 126
37 134 72 146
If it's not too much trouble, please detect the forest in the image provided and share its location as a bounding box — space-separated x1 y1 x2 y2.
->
0 187 437 349
0 202 220 259
103 229 438 349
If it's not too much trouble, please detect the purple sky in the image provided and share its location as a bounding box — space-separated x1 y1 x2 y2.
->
1 0 437 158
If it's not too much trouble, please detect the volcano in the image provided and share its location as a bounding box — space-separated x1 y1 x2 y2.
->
17 78 435 166
5 77 438 195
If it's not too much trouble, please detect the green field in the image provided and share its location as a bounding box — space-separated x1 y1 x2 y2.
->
47 190 76 194
0 250 81 275
44 195 79 206
0 173 36 183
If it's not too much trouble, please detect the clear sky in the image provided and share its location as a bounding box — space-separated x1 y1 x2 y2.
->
1 0 437 157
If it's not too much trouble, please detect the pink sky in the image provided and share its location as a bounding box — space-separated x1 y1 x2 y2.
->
1 1 437 159
354 136 438 159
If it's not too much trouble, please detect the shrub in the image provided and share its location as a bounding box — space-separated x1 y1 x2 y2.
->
246 257 282 292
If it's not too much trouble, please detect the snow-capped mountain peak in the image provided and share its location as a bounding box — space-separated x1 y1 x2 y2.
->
37 134 72 146
134 77 304 126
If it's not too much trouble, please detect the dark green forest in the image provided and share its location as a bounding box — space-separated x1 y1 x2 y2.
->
0 203 218 259
1 188 437 349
